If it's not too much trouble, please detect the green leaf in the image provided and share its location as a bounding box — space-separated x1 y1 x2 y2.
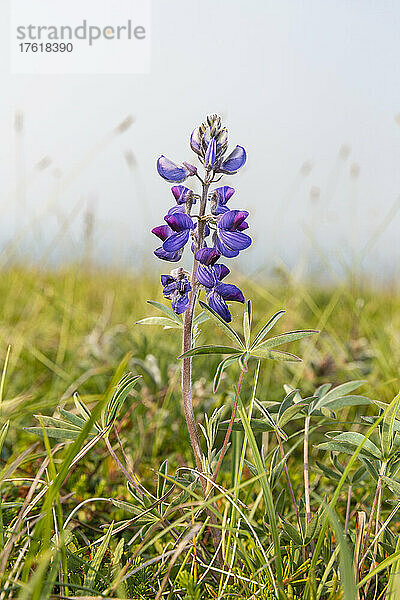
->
157 459 168 500
135 316 182 329
179 345 242 358
243 300 252 348
103 373 140 429
25 427 85 441
146 300 183 325
277 403 308 428
315 461 342 481
382 391 400 458
251 348 301 362
84 522 114 590
58 409 88 429
317 432 382 461
254 329 318 352
250 310 286 349
311 380 366 414
322 395 371 411
213 355 239 393
0 421 9 456
193 311 209 327
219 418 275 433
198 300 244 348
281 520 303 546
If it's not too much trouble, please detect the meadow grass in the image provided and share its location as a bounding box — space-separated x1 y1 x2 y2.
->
0 265 400 598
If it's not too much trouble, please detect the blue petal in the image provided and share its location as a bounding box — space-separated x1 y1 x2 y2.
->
215 283 244 303
190 128 202 155
171 185 191 204
205 138 217 167
163 230 190 252
196 264 217 288
161 274 174 286
171 292 189 314
207 291 232 322
157 156 189 183
163 282 178 295
218 146 247 173
218 230 252 251
214 186 235 204
165 213 195 232
154 247 183 262
214 236 239 258
218 210 249 231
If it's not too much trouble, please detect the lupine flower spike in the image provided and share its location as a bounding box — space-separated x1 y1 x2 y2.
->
152 113 250 321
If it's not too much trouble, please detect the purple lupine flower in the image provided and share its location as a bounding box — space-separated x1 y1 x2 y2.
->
195 246 221 265
215 210 251 258
162 213 195 252
209 186 235 215
171 185 196 207
152 225 184 262
161 269 191 314
157 156 195 183
217 145 247 174
196 262 244 322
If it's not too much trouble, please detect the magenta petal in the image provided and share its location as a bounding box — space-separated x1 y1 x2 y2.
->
152 224 173 241
195 247 221 265
215 283 245 303
213 264 230 281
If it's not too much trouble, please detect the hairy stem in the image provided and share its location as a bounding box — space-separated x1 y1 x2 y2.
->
304 415 311 521
181 179 210 481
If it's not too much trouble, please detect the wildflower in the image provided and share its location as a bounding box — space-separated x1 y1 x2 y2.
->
209 186 235 215
215 210 251 258
162 213 195 252
196 262 244 322
152 224 183 262
161 268 191 314
195 246 221 265
171 185 195 205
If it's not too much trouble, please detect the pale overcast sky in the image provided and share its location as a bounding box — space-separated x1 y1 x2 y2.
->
1 0 400 281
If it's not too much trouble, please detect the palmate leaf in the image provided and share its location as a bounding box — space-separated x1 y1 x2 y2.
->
310 380 367 414
253 329 318 352
250 310 286 349
219 418 275 433
317 432 382 461
198 300 244 348
103 373 140 429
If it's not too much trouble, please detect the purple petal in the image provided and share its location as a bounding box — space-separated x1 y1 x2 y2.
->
215 283 245 303
182 162 197 175
171 293 189 314
157 156 189 183
190 128 202 155
218 145 247 174
205 138 217 167
154 247 183 262
167 205 186 215
207 291 232 322
214 186 235 204
213 264 230 281
214 236 239 258
196 264 217 288
165 213 194 232
161 274 174 286
171 185 190 204
163 230 190 252
195 247 221 265
152 224 173 241
218 230 252 251
163 282 178 295
219 210 249 231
